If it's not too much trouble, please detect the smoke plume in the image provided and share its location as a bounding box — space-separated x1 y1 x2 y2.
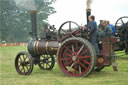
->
86 0 92 9
15 0 36 11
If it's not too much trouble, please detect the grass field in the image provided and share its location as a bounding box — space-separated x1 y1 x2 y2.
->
0 46 128 85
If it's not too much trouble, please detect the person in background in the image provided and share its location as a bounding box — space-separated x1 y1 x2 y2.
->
88 15 99 54
107 21 116 36
98 20 112 41
98 20 104 32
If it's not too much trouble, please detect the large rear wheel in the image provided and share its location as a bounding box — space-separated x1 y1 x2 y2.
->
57 37 96 77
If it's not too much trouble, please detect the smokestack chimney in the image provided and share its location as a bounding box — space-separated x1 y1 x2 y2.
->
30 11 37 40
86 9 91 24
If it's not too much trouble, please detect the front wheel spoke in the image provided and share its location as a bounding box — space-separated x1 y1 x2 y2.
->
21 66 24 72
46 57 51 59
64 60 73 66
47 61 52 63
18 64 22 67
23 67 25 72
40 61 44 64
64 52 72 58
46 63 48 68
23 55 25 61
41 63 44 68
19 57 22 62
25 61 30 65
46 63 50 67
26 65 29 71
18 60 21 63
24 56 28 61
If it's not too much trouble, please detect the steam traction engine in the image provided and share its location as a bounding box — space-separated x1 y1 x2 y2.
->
15 10 118 77
115 16 128 54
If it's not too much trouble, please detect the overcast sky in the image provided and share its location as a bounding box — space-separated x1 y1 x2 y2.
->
48 0 128 29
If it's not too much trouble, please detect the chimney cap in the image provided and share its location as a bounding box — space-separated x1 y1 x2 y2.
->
86 9 91 12
30 11 37 14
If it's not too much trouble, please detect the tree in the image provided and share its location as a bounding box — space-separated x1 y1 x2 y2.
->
0 0 56 43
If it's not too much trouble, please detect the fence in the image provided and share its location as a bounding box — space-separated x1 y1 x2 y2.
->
0 43 28 47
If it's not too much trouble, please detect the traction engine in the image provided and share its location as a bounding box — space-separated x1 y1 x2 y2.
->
15 10 118 77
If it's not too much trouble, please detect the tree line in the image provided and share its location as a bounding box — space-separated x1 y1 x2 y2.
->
0 0 56 43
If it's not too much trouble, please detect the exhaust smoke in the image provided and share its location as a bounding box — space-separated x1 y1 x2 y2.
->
86 0 92 9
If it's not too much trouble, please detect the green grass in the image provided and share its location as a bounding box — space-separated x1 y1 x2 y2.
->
0 46 128 85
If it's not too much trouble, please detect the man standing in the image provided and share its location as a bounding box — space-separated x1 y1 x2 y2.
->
88 15 99 54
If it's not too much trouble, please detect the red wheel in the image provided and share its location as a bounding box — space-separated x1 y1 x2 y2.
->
57 37 96 77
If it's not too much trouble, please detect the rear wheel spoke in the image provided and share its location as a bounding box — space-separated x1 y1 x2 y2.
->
79 56 91 59
79 62 88 70
81 60 90 65
80 49 88 56
64 52 72 58
68 63 74 72
65 47 72 53
74 63 77 73
61 58 72 61
79 65 82 74
64 60 73 66
77 45 84 55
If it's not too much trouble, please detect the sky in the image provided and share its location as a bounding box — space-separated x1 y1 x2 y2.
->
48 0 128 29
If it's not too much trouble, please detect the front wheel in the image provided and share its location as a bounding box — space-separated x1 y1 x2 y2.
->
38 55 55 70
15 51 33 75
